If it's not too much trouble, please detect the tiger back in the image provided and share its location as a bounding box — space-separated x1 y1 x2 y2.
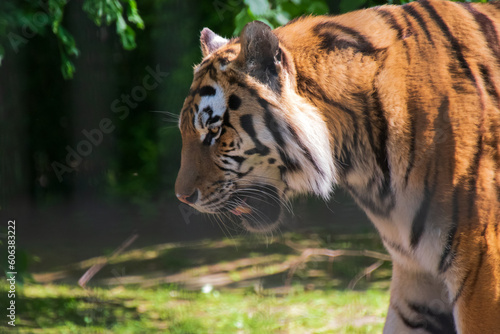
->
175 0 500 332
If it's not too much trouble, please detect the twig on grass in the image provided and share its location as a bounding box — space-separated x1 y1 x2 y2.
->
78 233 139 288
347 260 385 289
285 248 392 289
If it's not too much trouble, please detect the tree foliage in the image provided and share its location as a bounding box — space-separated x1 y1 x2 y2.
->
0 0 143 78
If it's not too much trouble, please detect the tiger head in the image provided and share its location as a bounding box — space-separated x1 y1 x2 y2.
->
175 21 336 232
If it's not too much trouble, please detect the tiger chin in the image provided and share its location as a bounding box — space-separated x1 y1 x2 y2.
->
175 0 500 333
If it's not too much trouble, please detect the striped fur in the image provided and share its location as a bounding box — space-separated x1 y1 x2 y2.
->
175 1 500 332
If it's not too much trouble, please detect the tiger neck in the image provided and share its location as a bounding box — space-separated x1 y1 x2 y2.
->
291 54 395 217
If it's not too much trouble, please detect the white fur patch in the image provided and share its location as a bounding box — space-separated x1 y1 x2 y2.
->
196 83 226 143
264 77 337 199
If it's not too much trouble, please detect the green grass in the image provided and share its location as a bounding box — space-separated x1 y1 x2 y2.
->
1 284 389 333
1 231 391 333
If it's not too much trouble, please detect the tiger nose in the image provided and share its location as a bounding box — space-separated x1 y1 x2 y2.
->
176 189 199 204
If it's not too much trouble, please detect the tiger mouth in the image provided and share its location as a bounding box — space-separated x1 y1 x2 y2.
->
226 184 282 232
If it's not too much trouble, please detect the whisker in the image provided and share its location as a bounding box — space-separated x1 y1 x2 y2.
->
236 174 283 184
149 110 180 118
234 189 293 214
149 110 180 123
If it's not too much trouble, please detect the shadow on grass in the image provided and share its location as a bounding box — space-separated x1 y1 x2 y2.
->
30 231 391 293
0 292 139 331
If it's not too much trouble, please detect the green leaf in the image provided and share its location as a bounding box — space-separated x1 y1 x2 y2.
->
49 0 66 33
244 0 270 16
234 8 253 35
116 14 127 33
60 55 75 79
127 0 144 29
57 26 79 57
118 24 136 50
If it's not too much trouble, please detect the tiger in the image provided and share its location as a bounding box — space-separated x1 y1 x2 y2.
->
174 0 500 332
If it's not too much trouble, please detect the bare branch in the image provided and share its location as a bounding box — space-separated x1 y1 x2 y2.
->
285 248 391 288
78 233 139 288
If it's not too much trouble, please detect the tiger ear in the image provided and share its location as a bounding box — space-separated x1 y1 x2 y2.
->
236 21 282 82
200 28 229 57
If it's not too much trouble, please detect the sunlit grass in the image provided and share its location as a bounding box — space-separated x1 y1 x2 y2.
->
2 283 388 333
1 231 391 333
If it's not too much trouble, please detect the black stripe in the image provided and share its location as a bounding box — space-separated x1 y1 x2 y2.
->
199 85 216 96
357 90 394 210
218 57 230 66
313 21 376 54
278 149 300 173
372 90 393 200
404 110 417 186
493 121 500 204
256 94 324 186
223 108 236 131
345 183 391 217
194 63 217 81
438 185 460 273
396 307 426 330
452 268 471 305
377 9 412 63
244 146 270 156
407 302 456 334
286 124 323 176
479 64 500 105
240 114 257 138
222 154 246 167
381 235 411 257
296 73 358 123
410 95 449 247
202 106 213 116
467 135 483 219
338 142 354 171
203 132 214 146
462 236 487 304
240 114 270 156
397 308 450 334
419 1 477 86
215 164 253 178
398 315 424 330
361 94 377 160
207 116 221 125
259 98 285 147
199 58 210 67
402 3 435 45
462 3 500 65
377 9 404 40
410 183 433 248
453 227 487 305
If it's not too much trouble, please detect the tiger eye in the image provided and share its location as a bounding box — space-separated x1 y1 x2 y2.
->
209 126 220 135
